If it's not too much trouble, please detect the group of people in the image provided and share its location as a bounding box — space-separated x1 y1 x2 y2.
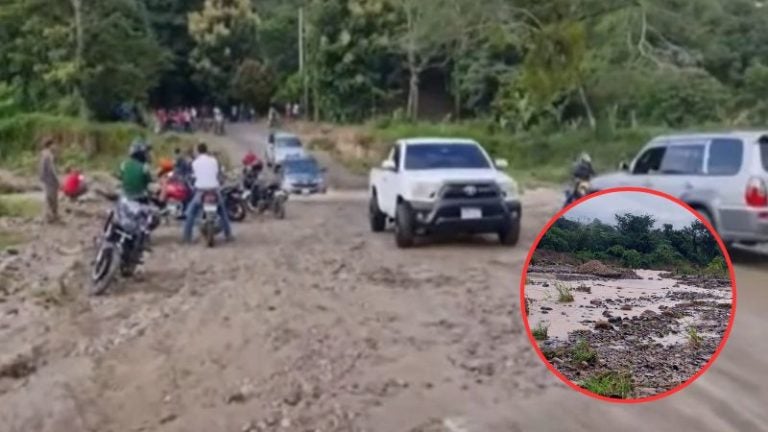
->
115 138 234 243
38 133 287 244
154 105 266 134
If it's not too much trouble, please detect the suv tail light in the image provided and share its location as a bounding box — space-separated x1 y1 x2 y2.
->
745 177 768 207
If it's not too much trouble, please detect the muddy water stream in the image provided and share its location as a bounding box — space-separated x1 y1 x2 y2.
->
525 269 732 342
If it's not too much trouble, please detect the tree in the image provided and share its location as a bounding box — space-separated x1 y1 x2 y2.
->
188 0 260 105
390 0 460 119
230 59 276 112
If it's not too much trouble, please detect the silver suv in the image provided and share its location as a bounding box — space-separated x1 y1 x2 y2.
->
591 131 768 245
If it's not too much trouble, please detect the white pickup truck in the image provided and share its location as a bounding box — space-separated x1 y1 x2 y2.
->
368 138 522 248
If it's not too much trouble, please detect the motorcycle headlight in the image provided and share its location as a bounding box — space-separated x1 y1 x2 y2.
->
411 182 442 201
499 180 519 199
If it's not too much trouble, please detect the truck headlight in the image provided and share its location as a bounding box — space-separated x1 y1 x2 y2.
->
411 182 441 201
499 180 519 199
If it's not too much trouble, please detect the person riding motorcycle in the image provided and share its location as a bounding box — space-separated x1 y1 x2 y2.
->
572 152 595 182
182 141 233 243
119 139 153 201
565 152 595 206
116 139 156 251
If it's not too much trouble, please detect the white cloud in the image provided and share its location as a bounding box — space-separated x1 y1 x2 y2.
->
564 191 697 228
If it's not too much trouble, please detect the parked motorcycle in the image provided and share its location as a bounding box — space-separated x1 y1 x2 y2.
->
199 191 223 247
256 184 287 219
221 183 247 222
90 196 154 295
155 173 192 222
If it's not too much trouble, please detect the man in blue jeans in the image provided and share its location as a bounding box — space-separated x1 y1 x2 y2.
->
182 142 233 243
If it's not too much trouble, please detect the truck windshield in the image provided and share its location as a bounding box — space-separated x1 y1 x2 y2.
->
276 137 302 148
404 143 491 170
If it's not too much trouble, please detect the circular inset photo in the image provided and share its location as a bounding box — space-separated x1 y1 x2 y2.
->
521 188 736 402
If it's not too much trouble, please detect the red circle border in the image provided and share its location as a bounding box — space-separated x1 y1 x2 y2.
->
519 186 738 404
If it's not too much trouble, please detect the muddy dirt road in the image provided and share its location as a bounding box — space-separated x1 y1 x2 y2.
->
1 124 767 432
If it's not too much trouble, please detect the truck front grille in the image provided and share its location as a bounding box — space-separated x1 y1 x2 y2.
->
441 183 500 200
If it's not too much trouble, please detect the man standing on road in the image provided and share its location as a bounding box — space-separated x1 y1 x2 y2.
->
182 142 233 243
38 137 60 223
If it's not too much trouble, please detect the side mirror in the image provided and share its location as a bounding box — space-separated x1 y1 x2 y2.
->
320 167 328 173
381 160 396 171
495 158 509 169
619 161 630 171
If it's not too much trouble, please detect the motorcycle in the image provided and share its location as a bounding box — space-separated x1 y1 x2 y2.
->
564 178 591 208
221 183 247 222
155 173 192 222
255 184 287 219
90 196 154 296
199 191 224 247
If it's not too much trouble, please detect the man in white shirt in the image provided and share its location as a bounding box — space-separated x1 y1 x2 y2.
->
182 142 233 243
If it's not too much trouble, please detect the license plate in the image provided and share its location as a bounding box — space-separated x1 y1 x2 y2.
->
461 207 482 219
203 204 217 212
302 188 311 195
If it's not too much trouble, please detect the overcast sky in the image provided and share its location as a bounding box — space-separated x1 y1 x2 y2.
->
564 192 697 228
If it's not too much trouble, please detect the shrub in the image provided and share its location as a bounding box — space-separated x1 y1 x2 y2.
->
532 322 549 341
581 371 634 399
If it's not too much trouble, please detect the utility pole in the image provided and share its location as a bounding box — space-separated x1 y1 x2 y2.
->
299 7 309 120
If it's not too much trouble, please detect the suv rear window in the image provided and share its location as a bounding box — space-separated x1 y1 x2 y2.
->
707 138 743 176
659 144 705 174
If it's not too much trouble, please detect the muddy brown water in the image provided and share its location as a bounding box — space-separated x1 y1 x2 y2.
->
0 125 767 431
525 269 732 343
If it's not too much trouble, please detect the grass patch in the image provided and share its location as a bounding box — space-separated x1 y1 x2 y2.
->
555 282 575 303
532 322 549 341
0 195 41 218
571 339 598 364
0 113 198 174
580 371 634 399
0 229 25 250
687 326 703 349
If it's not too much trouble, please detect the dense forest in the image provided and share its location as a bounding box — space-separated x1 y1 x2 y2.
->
538 214 727 274
3 0 768 129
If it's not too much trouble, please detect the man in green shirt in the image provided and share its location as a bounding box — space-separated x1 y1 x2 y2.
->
119 139 152 200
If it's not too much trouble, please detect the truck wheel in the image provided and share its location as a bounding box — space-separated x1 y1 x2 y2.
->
499 217 520 246
395 202 415 248
369 195 386 232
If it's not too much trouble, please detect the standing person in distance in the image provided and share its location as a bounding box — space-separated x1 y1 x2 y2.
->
182 142 233 243
38 136 61 224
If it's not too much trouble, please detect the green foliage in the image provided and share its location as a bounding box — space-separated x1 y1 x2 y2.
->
705 256 728 278
571 339 597 364
581 371 634 399
555 282 574 303
539 214 726 272
532 322 549 341
0 114 190 173
230 59 276 111
687 326 703 349
188 0 260 105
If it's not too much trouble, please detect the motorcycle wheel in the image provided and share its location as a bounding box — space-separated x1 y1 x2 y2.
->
90 243 120 296
202 220 216 248
227 200 247 222
273 198 286 220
